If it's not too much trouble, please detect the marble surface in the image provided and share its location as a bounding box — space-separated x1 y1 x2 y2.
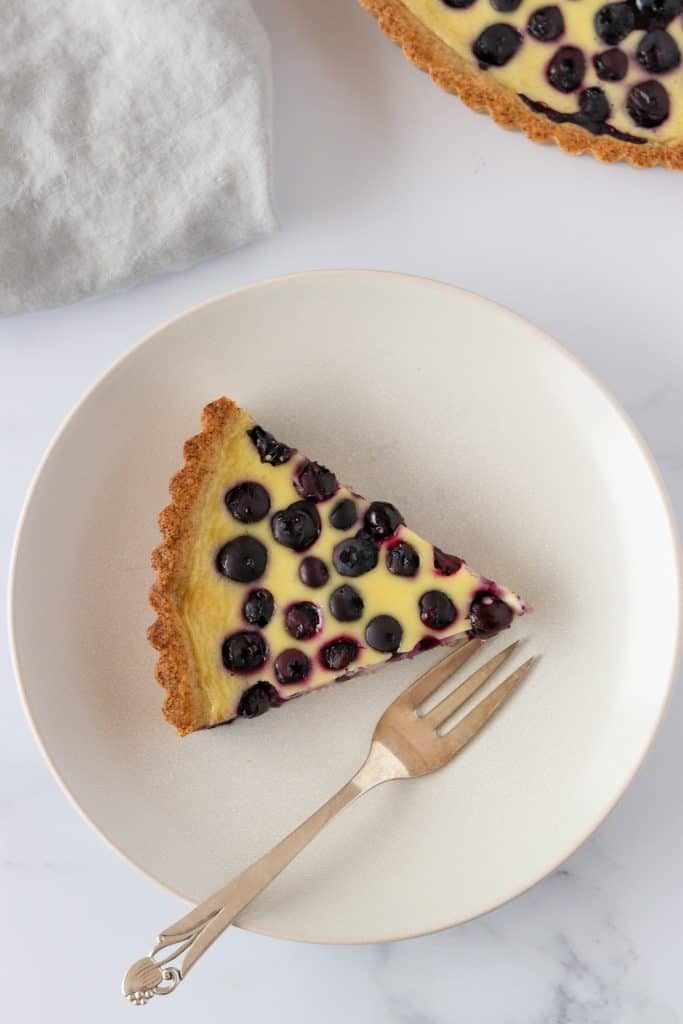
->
1 1 682 1020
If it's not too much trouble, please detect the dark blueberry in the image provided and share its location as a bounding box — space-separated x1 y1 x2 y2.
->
329 584 364 622
469 591 514 638
413 636 441 653
320 638 359 672
593 47 628 81
636 29 680 72
385 541 420 577
363 501 404 541
222 631 268 673
299 556 329 588
594 3 635 45
365 615 403 653
635 0 681 27
489 0 522 10
333 535 378 577
329 498 358 530
626 79 670 126
247 425 294 466
419 591 457 631
547 46 586 92
442 0 476 7
243 588 275 627
216 536 267 583
225 481 270 523
237 682 280 718
528 6 564 41
285 602 322 641
579 87 610 122
473 24 522 67
294 460 338 502
433 547 463 576
271 500 321 551
274 649 310 685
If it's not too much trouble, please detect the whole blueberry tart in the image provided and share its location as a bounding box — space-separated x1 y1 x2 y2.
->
359 0 683 168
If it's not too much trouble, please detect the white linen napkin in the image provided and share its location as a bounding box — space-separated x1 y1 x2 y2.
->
0 0 276 315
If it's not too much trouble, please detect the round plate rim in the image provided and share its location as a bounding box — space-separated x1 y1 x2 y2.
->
8 269 683 944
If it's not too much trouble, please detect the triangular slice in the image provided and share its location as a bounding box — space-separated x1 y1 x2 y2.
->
149 398 528 734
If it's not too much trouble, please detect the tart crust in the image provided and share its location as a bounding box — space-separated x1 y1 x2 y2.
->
358 0 683 170
148 398 243 735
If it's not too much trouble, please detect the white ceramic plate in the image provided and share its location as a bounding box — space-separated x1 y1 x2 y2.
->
10 271 681 944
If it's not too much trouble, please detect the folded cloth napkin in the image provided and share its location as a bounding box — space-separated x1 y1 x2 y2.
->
1 0 276 315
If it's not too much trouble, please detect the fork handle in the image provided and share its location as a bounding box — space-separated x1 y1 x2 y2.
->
122 745 398 1004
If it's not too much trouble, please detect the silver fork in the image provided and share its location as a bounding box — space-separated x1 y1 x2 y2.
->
123 638 538 1004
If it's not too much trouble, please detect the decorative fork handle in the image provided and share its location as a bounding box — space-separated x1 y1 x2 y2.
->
122 742 406 1004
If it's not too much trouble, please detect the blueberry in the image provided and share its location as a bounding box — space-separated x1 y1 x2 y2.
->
247 425 295 466
442 0 476 6
243 588 275 627
413 636 440 653
271 501 321 551
329 498 358 530
274 649 310 685
635 0 681 28
547 46 586 92
222 631 268 673
363 501 404 541
237 682 280 718
489 0 522 9
626 79 670 126
365 615 403 653
320 638 359 672
299 556 329 588
225 482 270 523
594 3 635 45
469 591 514 638
285 602 322 641
329 584 364 622
419 591 457 631
333 534 378 577
473 24 522 67
216 536 268 582
433 547 463 576
579 87 610 122
593 48 628 81
385 541 420 577
636 29 680 72
528 6 564 41
294 460 338 502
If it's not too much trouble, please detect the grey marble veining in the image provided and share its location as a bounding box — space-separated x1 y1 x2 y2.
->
2 1 682 1021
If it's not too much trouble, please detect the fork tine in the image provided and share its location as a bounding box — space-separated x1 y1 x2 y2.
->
440 656 539 759
397 638 481 710
424 640 520 729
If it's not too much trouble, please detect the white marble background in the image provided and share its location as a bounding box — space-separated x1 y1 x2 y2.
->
2 2 682 1021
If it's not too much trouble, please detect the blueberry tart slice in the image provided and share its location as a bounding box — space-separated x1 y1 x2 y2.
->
149 398 528 734
359 0 683 168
